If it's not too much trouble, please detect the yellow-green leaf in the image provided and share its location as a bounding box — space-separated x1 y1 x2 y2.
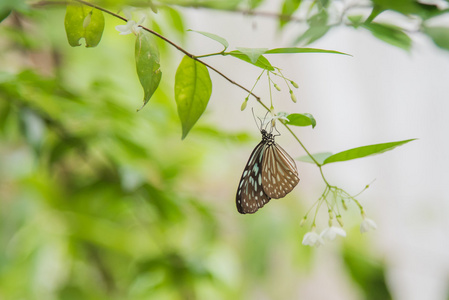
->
136 32 162 110
287 113 316 128
228 50 275 71
265 47 351 56
175 56 212 139
322 139 416 165
64 2 104 47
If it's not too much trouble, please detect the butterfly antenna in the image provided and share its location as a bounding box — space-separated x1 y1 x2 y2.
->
262 111 271 131
251 107 264 131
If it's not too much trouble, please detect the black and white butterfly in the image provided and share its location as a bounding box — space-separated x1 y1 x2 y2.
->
236 125 300 214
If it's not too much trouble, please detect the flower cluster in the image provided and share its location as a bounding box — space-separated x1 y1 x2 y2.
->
301 216 377 247
302 225 346 247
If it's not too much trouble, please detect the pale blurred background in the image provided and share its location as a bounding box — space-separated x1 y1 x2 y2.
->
187 1 449 299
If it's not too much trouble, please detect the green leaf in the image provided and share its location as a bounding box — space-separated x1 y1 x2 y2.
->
297 152 332 165
347 15 364 28
287 113 316 128
279 0 302 28
235 47 268 64
228 51 275 71
295 25 331 45
249 0 265 9
322 139 416 165
188 29 229 50
175 56 212 139
162 7 185 37
423 26 449 51
343 246 392 300
0 0 27 18
295 10 330 45
371 0 444 20
135 31 162 110
361 22 411 51
64 2 105 47
0 9 11 23
265 47 351 56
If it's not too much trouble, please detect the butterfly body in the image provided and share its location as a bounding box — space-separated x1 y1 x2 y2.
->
236 129 300 214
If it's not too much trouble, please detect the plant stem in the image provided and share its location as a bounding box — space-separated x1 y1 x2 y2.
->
282 123 320 166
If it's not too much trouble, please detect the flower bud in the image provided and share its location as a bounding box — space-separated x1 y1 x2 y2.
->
299 217 307 227
291 81 299 88
328 209 334 219
274 84 281 91
240 99 248 111
341 199 347 210
337 216 344 227
289 90 297 103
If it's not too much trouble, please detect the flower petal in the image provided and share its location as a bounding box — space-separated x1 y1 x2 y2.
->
123 9 133 21
360 218 377 233
302 231 325 247
321 226 346 241
115 24 133 35
137 16 146 25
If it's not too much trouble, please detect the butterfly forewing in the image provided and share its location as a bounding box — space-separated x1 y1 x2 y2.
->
262 142 300 199
236 141 271 214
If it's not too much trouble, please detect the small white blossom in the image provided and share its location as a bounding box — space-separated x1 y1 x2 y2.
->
302 230 325 247
320 226 346 241
360 217 377 233
115 10 145 35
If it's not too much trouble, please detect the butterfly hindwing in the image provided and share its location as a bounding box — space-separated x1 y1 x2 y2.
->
261 142 300 199
236 141 271 214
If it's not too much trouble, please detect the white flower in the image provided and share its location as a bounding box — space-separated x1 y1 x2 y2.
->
115 10 145 35
302 230 325 247
360 217 377 233
320 226 346 241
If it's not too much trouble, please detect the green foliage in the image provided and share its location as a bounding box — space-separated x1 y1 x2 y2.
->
174 55 212 139
279 0 302 28
235 47 269 64
299 139 415 165
322 139 416 165
286 113 316 128
0 9 11 23
343 245 392 300
295 9 331 45
0 0 27 21
188 29 229 51
274 0 449 52
229 50 275 70
135 31 162 110
361 23 412 51
265 47 350 56
423 26 449 51
64 3 105 47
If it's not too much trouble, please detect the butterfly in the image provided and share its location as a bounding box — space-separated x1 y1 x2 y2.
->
236 126 300 214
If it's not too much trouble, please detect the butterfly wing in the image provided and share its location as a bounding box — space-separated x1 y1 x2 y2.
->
236 141 271 214
261 142 300 199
